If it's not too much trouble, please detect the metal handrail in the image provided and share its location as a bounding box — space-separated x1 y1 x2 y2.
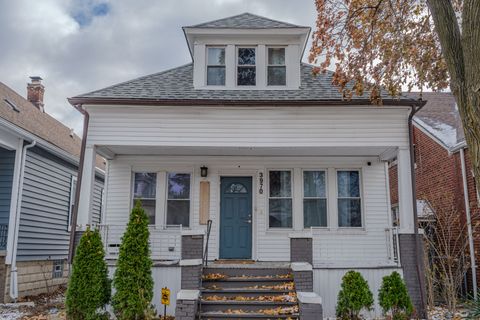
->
203 220 213 266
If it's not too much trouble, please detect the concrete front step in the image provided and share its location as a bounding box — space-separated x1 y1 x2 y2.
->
201 290 294 299
203 267 291 278
200 300 297 312
198 312 299 319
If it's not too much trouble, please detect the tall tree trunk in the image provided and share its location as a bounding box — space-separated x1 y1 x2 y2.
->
428 0 480 186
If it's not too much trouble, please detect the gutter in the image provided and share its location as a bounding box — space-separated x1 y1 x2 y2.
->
407 100 427 314
460 147 478 299
9 140 36 301
67 104 89 264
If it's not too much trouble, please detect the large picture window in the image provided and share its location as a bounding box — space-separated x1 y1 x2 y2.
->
133 172 157 224
268 170 292 228
167 173 191 227
303 171 327 228
207 47 226 86
337 170 362 227
267 47 286 86
237 47 256 86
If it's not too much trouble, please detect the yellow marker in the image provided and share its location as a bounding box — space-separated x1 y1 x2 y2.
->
161 287 170 306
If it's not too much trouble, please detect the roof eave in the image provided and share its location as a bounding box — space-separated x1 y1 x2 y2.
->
68 96 426 107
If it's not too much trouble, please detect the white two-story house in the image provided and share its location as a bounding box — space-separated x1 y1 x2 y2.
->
69 13 426 319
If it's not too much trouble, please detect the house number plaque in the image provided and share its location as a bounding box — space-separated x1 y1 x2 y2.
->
259 172 264 194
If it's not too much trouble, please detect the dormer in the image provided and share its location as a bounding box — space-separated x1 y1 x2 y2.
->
183 13 310 90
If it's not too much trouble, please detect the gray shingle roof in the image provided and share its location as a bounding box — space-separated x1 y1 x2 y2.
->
74 63 412 103
185 12 307 29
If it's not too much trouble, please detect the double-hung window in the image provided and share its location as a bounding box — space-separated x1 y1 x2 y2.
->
268 170 292 228
237 47 256 86
337 170 362 227
166 173 191 227
303 171 327 227
207 47 226 86
133 172 157 224
267 47 286 86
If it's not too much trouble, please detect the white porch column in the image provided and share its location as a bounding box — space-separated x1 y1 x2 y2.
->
77 145 97 226
397 147 415 233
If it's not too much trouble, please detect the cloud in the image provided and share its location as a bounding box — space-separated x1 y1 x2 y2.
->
0 0 317 133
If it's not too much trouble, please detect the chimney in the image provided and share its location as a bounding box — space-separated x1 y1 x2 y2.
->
27 76 45 112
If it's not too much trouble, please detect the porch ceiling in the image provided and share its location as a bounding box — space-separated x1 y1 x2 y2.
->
97 145 398 160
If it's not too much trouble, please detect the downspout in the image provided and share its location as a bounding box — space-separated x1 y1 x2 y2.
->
460 147 478 299
9 140 36 300
407 101 426 314
67 104 88 264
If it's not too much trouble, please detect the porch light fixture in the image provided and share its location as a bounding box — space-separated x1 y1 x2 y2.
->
200 166 208 177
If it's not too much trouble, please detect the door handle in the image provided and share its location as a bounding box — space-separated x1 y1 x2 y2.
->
245 219 252 224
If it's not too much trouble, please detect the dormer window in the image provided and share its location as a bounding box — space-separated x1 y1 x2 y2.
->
267 47 286 86
237 47 256 86
207 47 226 86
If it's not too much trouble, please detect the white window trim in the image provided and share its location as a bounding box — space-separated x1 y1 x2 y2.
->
266 46 287 87
267 169 294 230
131 172 158 225
67 176 77 232
206 46 226 87
336 169 364 229
164 172 193 228
302 169 328 229
236 46 257 87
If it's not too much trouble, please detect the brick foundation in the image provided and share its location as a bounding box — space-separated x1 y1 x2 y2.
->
290 237 313 265
175 290 199 320
399 233 427 318
293 270 313 292
180 264 202 289
3 259 69 302
297 292 323 320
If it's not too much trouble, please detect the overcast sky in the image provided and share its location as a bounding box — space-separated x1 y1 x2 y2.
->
0 0 317 133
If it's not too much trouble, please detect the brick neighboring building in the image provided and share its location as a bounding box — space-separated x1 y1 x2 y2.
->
390 92 480 293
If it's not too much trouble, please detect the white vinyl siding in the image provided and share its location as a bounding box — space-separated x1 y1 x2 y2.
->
85 105 410 148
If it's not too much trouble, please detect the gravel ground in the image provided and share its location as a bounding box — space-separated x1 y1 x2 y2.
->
0 288 66 320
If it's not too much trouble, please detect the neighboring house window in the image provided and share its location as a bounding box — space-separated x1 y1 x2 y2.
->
269 170 292 228
267 47 286 86
166 173 191 227
237 47 256 86
303 170 327 227
133 172 157 224
391 205 399 227
207 47 226 86
52 260 64 279
67 176 77 231
337 170 362 227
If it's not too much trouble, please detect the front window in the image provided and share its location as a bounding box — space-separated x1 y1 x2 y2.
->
207 47 225 85
167 173 191 227
133 172 157 224
337 170 362 227
303 171 327 228
237 47 256 86
268 170 292 228
267 47 286 86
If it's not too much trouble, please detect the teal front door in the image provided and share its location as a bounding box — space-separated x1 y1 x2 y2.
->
219 177 253 259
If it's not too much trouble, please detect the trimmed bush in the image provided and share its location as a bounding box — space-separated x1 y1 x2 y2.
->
66 227 111 320
378 271 413 320
112 201 154 319
336 270 374 320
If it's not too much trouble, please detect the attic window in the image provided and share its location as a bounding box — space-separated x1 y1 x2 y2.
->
207 47 226 86
4 99 19 112
237 47 256 86
267 47 286 86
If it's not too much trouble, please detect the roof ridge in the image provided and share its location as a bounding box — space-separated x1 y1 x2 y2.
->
185 12 308 29
74 63 193 98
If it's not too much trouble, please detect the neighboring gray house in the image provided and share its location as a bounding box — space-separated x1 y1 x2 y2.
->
0 78 105 302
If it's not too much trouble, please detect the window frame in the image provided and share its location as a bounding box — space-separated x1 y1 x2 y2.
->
267 169 294 230
336 169 364 228
67 176 77 232
302 169 328 229
266 46 287 87
236 46 257 87
206 46 226 86
165 172 193 228
132 172 158 225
